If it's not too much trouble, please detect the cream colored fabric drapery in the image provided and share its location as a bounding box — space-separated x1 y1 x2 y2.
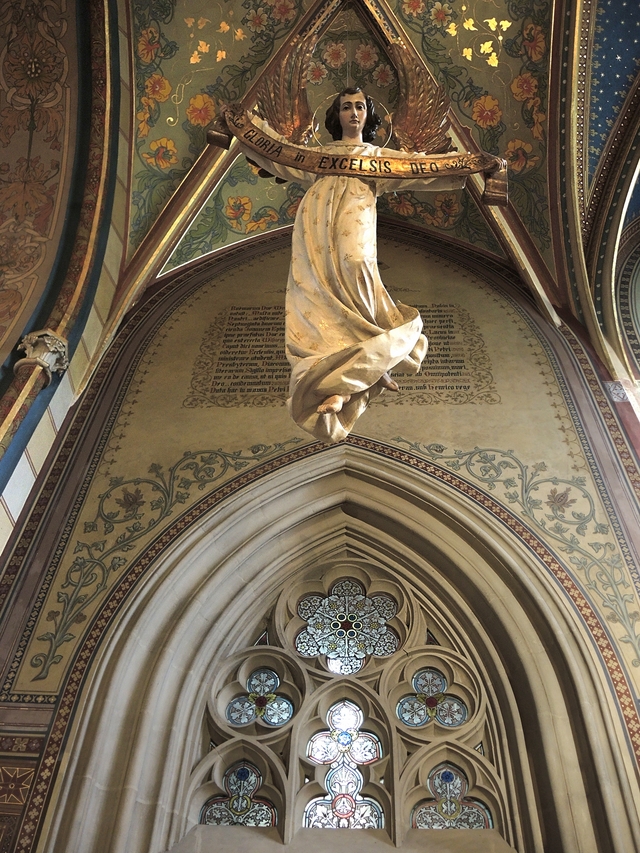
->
239 121 464 443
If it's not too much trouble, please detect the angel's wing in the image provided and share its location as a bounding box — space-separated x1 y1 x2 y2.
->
388 42 453 154
254 35 314 145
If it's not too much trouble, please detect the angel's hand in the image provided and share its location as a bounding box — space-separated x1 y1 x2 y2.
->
487 156 508 174
482 159 508 206
206 113 232 149
246 157 287 184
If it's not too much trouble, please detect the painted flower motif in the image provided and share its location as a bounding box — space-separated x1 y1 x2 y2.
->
504 138 539 172
322 41 347 68
144 73 172 103
271 0 296 23
114 487 145 514
545 487 576 514
186 93 216 126
355 42 379 70
225 196 253 229
471 94 502 128
136 96 154 138
510 72 538 102
373 62 394 88
142 137 178 169
388 194 415 217
4 31 65 100
246 209 279 233
522 23 545 62
307 60 328 85
137 26 161 64
245 7 269 33
433 192 459 225
402 0 425 17
430 2 452 28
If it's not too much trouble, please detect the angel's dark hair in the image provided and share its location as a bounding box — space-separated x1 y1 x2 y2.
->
324 87 382 143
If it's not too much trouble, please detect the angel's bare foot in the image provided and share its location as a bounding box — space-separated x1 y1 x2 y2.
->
317 394 351 414
378 372 399 392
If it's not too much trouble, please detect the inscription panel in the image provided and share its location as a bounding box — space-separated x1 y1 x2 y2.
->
184 304 499 408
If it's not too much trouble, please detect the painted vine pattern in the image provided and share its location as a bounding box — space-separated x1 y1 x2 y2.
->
393 438 640 664
30 441 300 680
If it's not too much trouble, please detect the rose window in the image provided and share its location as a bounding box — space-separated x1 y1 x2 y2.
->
226 668 293 727
412 764 492 829
304 700 384 828
396 667 467 727
200 761 277 826
294 579 399 674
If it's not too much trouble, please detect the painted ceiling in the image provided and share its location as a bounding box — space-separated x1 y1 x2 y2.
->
587 0 640 182
131 0 553 271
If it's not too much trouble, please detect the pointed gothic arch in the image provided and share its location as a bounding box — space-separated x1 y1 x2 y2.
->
37 444 640 853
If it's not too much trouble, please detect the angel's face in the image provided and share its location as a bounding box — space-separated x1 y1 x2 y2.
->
339 94 367 141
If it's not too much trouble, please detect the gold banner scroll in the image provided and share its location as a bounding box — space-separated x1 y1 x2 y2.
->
211 105 508 206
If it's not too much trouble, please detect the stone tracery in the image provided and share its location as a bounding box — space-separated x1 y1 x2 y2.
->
196 562 510 842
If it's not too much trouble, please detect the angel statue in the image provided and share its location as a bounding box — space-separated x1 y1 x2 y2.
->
212 41 507 444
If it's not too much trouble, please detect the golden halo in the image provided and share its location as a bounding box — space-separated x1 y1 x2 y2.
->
311 91 393 147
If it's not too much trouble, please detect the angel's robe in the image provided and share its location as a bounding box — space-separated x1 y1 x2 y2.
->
239 120 465 443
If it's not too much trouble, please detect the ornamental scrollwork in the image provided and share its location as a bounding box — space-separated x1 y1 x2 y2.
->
392 438 640 665
30 441 301 680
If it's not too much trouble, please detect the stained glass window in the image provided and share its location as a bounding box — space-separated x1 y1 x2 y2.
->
396 667 467 727
304 699 384 829
412 764 492 829
226 668 293 727
295 579 399 674
200 761 277 826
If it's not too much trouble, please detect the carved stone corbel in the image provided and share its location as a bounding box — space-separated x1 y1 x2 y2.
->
14 330 69 386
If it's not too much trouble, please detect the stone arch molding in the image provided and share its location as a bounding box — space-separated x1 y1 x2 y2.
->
40 446 640 853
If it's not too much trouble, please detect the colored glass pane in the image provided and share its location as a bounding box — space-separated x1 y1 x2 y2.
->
304 700 383 829
412 764 492 829
397 668 467 728
295 579 399 673
225 668 293 727
200 761 277 826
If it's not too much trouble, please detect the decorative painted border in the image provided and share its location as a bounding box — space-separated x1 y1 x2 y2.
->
12 435 640 852
617 243 640 373
585 73 640 247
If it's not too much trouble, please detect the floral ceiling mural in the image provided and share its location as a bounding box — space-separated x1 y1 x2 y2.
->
163 3 502 269
132 0 552 267
131 0 308 250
